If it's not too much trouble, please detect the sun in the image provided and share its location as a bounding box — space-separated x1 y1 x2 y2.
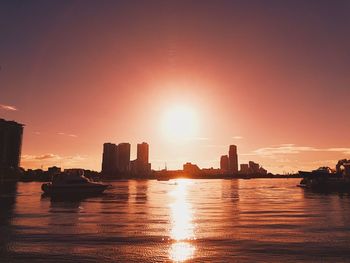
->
161 106 198 141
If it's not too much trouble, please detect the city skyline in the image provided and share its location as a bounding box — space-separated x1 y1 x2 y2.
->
1 2 350 263
1 1 350 173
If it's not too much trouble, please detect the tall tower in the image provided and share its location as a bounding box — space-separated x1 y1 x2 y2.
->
101 143 118 175
0 119 24 183
229 145 238 174
117 143 131 174
0 119 24 169
136 142 149 175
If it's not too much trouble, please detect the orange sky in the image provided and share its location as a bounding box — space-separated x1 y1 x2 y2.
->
1 1 349 173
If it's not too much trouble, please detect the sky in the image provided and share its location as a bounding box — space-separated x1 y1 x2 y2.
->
1 0 349 173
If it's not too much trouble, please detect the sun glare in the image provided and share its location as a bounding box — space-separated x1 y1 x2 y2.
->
161 106 198 141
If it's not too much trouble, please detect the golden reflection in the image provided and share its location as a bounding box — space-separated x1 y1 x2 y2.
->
169 242 195 262
168 179 196 262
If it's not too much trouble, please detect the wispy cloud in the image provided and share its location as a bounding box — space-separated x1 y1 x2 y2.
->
251 144 350 156
327 148 350 155
0 104 17 111
57 132 78 138
253 145 316 156
22 153 86 164
232 136 243 140
22 154 60 161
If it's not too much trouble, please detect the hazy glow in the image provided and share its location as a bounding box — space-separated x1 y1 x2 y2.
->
169 179 196 262
161 106 198 141
2 1 349 173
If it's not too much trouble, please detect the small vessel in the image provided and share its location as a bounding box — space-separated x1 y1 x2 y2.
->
157 177 170 181
298 159 350 192
41 169 109 196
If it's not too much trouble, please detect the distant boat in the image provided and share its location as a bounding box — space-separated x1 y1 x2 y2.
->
41 169 109 196
157 178 170 181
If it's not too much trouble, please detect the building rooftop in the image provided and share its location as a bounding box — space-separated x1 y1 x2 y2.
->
0 118 24 127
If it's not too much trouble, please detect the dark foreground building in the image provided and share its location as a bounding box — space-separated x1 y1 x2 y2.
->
0 119 24 183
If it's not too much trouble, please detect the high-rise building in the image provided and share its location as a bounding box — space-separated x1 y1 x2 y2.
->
136 142 150 175
0 119 24 183
117 143 131 173
101 143 118 175
130 159 137 175
0 119 24 169
220 155 229 172
229 145 238 174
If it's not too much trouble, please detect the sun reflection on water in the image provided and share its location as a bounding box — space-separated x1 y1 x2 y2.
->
168 179 196 262
169 242 196 262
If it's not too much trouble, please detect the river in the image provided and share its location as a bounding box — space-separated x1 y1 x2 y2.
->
1 179 350 262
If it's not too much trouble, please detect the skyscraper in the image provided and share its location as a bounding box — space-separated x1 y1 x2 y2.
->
220 155 229 172
229 145 238 174
136 142 150 175
101 143 118 175
0 119 24 183
0 119 24 170
117 143 131 173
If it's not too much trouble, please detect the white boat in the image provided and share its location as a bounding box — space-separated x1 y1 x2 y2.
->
41 169 109 195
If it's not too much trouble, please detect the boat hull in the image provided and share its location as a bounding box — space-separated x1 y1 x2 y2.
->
298 178 350 193
41 183 108 195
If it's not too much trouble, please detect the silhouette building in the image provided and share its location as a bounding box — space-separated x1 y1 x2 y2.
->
249 161 260 173
220 155 229 172
183 162 200 175
229 145 238 173
249 161 267 175
136 142 150 175
240 164 250 174
0 119 24 170
117 143 131 173
239 161 267 175
101 143 118 175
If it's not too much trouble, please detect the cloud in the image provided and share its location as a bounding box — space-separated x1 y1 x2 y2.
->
22 153 86 163
232 136 243 140
0 104 17 111
327 148 350 155
57 132 78 138
35 154 59 160
22 154 60 161
253 144 316 156
251 144 350 156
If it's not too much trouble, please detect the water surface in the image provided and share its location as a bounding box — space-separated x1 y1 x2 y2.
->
1 179 350 262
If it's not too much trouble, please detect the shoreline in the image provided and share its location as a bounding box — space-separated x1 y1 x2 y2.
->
17 174 300 183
